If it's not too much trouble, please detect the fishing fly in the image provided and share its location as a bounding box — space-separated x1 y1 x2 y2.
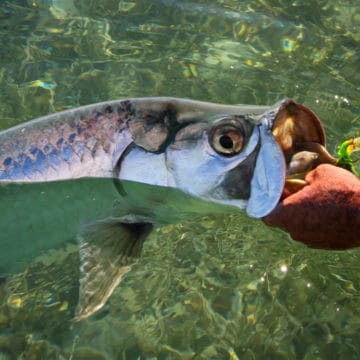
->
336 136 360 176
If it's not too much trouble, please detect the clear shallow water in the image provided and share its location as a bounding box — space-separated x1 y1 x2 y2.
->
0 0 360 359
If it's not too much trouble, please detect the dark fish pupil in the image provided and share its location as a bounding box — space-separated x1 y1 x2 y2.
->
220 135 233 149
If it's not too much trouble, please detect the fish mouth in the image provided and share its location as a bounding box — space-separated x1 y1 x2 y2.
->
234 99 333 217
218 99 333 217
270 99 336 198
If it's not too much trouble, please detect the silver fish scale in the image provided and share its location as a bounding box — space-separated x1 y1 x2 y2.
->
0 104 129 182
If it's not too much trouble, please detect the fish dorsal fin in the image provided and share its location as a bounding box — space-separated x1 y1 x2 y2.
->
74 220 153 321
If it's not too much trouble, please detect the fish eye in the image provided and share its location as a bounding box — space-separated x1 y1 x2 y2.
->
210 125 245 156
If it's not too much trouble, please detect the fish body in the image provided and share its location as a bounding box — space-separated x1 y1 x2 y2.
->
0 97 326 320
0 97 284 217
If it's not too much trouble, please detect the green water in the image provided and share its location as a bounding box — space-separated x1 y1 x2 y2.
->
0 0 360 359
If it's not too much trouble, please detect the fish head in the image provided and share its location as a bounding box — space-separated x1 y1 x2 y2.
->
164 114 284 218
117 98 326 218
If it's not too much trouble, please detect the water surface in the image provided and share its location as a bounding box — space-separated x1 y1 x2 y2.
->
0 1 360 359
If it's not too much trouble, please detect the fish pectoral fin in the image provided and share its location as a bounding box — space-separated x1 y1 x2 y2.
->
74 220 153 321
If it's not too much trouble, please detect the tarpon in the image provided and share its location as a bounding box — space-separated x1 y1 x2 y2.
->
0 97 326 320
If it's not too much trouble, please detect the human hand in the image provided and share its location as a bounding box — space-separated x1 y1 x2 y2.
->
263 164 360 249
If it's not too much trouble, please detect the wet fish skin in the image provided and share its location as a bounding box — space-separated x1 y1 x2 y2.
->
0 101 132 182
0 97 284 218
0 98 270 183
